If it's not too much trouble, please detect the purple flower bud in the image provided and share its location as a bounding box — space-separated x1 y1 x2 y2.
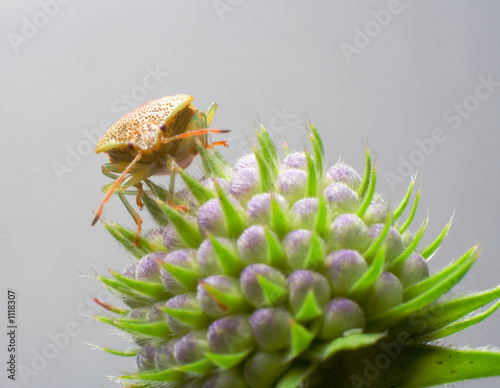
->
281 152 307 170
243 350 290 388
203 369 248 388
229 168 261 203
392 252 429 287
122 262 138 278
163 217 196 250
240 264 287 307
197 237 236 276
160 249 199 294
135 252 167 281
368 224 404 263
363 199 391 226
283 229 312 270
277 169 307 204
174 329 209 365
325 250 368 296
327 163 361 190
155 340 177 370
363 272 403 316
197 198 227 237
165 293 208 335
291 198 319 229
247 193 287 225
237 225 269 265
197 276 249 318
127 307 149 320
287 270 330 319
208 314 254 354
175 187 199 210
136 344 156 370
324 183 360 213
328 214 370 253
201 177 231 193
250 308 292 351
234 153 258 171
318 297 365 340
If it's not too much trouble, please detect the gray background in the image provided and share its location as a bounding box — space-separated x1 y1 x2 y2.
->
1 1 499 387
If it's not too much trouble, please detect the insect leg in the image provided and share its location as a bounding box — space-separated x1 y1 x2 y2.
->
92 153 143 226
117 191 143 247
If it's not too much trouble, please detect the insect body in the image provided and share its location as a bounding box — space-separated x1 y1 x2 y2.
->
92 94 229 244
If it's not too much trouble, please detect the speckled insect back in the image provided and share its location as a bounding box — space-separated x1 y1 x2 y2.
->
91 95 229 246
92 123 500 388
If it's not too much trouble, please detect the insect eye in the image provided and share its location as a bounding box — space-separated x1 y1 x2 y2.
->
127 140 134 150
159 123 167 134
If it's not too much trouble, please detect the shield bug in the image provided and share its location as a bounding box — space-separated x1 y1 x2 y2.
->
91 94 229 245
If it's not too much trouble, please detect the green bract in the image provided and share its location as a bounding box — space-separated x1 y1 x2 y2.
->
92 124 500 388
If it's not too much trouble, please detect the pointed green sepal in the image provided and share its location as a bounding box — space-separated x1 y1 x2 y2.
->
96 345 139 357
214 180 247 238
257 124 278 178
398 181 421 233
286 321 316 360
196 138 227 179
303 232 325 271
349 244 386 301
357 164 376 218
102 221 162 258
97 275 148 303
200 281 249 313
109 269 169 300
156 198 203 248
93 298 128 315
141 192 171 226
420 214 453 259
94 315 170 338
254 145 273 192
362 213 391 262
208 235 242 275
206 349 252 369
118 368 184 382
162 305 210 328
265 227 287 269
256 273 288 306
367 246 480 331
160 261 202 290
309 122 324 178
314 195 329 240
307 332 386 362
357 147 372 199
276 360 317 388
393 175 416 222
177 167 217 205
176 358 214 374
294 290 324 322
389 216 428 270
305 149 318 197
271 193 290 239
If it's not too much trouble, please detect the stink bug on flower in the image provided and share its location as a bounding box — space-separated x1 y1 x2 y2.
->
91 94 229 245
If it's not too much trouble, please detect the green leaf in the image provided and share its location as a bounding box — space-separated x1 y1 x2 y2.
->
420 215 453 259
398 182 421 234
256 273 288 306
271 193 290 239
306 149 318 197
276 360 317 388
357 147 371 199
109 269 170 300
393 175 416 222
254 144 273 192
286 321 316 360
294 290 324 322
349 245 386 301
208 235 242 275
357 164 376 218
196 139 227 179
102 221 158 258
303 232 325 271
214 180 247 238
257 124 278 178
95 345 139 357
309 122 324 178
314 195 329 240
265 227 287 269
362 213 391 262
389 216 428 270
95 316 170 338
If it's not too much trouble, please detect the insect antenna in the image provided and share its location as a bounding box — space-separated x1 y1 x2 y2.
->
160 128 230 144
91 152 143 226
